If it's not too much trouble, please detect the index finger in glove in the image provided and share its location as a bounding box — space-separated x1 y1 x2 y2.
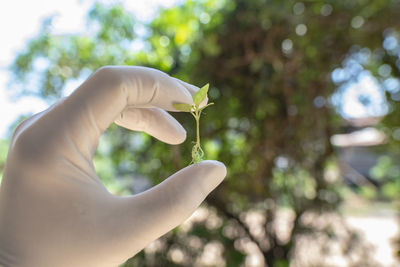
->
115 107 186 145
11 66 197 162
68 66 195 133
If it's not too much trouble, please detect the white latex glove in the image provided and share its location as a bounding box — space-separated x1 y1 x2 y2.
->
0 66 226 267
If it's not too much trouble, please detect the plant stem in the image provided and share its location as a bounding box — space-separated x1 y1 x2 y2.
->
190 104 209 163
190 108 203 163
196 111 200 148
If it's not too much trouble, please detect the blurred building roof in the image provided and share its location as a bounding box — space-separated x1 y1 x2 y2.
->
331 116 386 147
331 127 386 147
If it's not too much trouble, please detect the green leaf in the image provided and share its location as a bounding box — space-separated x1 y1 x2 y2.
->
173 103 192 112
193 83 209 107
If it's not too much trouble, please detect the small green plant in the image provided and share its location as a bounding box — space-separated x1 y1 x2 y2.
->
173 84 214 164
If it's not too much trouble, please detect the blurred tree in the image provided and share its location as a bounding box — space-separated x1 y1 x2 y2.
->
7 0 400 266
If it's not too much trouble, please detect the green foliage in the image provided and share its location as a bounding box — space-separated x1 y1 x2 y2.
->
9 3 137 101
368 155 400 199
0 139 9 183
172 103 192 112
192 83 209 107
7 0 400 265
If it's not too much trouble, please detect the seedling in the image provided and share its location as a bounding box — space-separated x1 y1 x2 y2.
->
173 84 214 164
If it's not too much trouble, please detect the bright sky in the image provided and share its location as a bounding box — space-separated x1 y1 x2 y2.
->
0 0 181 138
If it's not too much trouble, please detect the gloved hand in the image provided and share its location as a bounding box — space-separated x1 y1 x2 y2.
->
0 66 226 267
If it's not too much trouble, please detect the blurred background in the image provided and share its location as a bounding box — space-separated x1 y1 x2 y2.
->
1 0 400 266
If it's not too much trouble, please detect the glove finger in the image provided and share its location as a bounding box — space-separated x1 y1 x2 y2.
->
12 67 196 162
70 66 194 133
114 107 186 145
106 160 227 258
